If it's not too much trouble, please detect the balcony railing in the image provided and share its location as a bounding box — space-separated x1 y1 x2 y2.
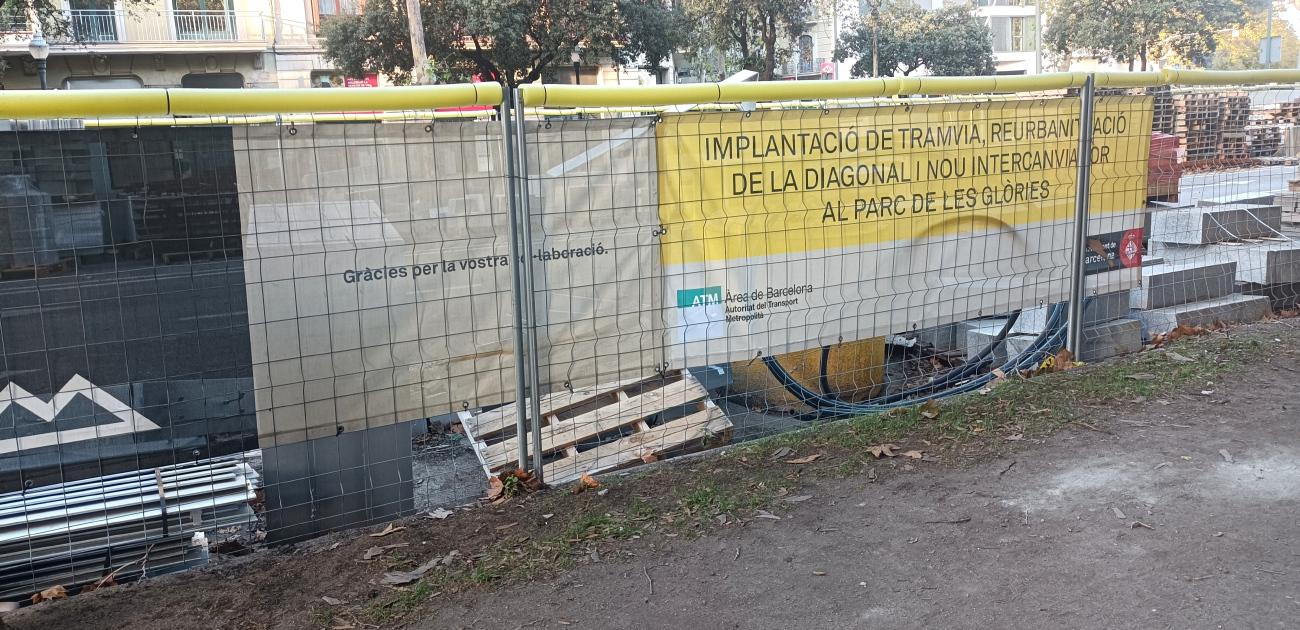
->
783 57 828 77
51 9 270 44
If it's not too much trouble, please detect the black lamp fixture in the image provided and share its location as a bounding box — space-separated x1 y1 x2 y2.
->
28 32 49 90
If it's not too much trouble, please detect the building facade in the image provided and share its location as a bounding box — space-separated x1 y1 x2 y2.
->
0 0 341 90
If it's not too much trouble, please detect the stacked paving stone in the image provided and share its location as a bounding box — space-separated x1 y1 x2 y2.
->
1142 202 1281 330
957 289 1141 364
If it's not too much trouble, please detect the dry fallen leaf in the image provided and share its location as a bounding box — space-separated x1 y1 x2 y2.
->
639 451 659 464
785 454 822 464
869 444 899 458
495 522 519 531
918 399 940 419
485 476 505 501
31 585 66 604
580 472 600 488
80 577 116 594
322 596 343 605
424 508 454 519
1054 348 1076 371
370 524 406 538
903 450 923 459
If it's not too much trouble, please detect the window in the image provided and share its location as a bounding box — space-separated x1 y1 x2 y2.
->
63 77 144 89
798 34 814 74
1010 16 1036 52
181 73 244 88
990 16 1036 52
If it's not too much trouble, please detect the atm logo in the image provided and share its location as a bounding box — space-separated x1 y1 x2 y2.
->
0 375 161 455
677 286 722 308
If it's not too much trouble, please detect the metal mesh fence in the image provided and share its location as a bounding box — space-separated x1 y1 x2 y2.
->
1 72 1299 601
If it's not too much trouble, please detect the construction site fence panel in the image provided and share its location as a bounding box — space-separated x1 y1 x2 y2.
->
0 70 1298 599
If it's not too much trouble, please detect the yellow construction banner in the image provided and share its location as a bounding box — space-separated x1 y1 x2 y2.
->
656 96 1152 366
658 97 1151 266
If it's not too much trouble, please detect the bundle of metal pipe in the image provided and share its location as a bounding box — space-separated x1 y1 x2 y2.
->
0 456 259 601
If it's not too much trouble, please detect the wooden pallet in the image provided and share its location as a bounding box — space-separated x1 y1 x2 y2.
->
0 258 74 281
459 370 733 486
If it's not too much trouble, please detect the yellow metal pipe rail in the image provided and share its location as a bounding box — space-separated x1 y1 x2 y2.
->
0 83 502 120
4 69 1300 120
84 109 495 128
517 70 1300 109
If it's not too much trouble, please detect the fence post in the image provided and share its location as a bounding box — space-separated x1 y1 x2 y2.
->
500 96 531 472
1067 72 1096 358
513 88 546 483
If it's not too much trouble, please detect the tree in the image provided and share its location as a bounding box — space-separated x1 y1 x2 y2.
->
1043 0 1265 71
1208 8 1299 69
682 0 810 80
833 0 995 77
322 0 688 87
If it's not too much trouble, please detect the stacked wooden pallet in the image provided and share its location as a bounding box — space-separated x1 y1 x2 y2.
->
1248 99 1300 158
459 370 733 486
1217 93 1251 162
1254 100 1300 125
1148 85 1175 135
1247 123 1282 157
1173 93 1221 164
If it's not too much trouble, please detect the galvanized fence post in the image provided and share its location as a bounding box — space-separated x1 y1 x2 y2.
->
500 96 531 472
1067 73 1097 357
513 87 546 482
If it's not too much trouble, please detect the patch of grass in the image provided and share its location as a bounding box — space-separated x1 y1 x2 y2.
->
360 579 436 623
346 326 1292 627
308 608 334 628
728 329 1285 473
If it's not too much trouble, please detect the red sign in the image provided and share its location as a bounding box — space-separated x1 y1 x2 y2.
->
1119 229 1143 268
820 62 834 75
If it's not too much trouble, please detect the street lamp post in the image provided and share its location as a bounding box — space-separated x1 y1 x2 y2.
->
28 32 49 90
871 2 879 78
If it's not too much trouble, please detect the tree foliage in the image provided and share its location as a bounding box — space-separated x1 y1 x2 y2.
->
1043 0 1265 70
322 0 688 87
681 0 809 80
833 0 994 77
1208 8 1299 70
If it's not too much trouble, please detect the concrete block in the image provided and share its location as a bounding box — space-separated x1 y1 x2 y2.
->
1151 240 1300 285
1130 261 1237 310
1078 317 1143 363
963 322 1036 366
1004 334 1040 364
1012 290 1130 335
1275 191 1300 212
1150 204 1282 245
1137 293 1272 334
1145 201 1194 239
1239 282 1300 310
912 322 963 352
1198 192 1278 206
958 318 1008 355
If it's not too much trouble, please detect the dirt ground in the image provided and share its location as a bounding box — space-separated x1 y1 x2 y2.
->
4 324 1299 630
